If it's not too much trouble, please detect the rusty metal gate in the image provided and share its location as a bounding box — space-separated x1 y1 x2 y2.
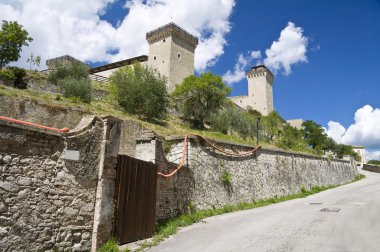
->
114 155 157 244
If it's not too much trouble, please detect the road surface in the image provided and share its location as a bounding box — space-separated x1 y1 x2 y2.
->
148 170 380 252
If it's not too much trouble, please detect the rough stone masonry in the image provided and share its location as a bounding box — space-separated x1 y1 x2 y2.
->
0 115 120 252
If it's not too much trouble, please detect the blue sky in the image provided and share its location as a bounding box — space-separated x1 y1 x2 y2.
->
1 0 380 159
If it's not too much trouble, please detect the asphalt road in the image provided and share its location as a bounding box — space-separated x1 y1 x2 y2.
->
148 170 380 252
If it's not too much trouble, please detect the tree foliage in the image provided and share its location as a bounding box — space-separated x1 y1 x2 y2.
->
261 111 285 142
210 107 257 139
58 76 92 103
48 60 89 85
275 124 309 152
109 62 168 121
172 72 231 128
27 52 41 71
48 61 92 103
0 20 33 69
302 120 328 154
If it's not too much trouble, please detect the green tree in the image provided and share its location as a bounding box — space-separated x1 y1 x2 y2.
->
0 20 33 69
302 120 328 154
335 144 360 161
27 52 41 71
275 124 309 152
172 72 231 128
109 62 168 121
261 111 285 142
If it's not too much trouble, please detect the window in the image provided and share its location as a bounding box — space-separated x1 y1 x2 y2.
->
177 53 181 59
153 56 157 60
163 39 166 42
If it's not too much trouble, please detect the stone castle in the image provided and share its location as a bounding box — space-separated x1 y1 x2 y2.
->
48 22 274 115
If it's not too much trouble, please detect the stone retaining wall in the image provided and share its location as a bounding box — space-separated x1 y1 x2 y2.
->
0 116 121 251
363 164 380 173
155 138 358 220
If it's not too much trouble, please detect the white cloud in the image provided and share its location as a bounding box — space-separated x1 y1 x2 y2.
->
326 105 380 150
0 0 235 71
325 121 346 144
222 50 261 85
222 21 308 83
366 150 380 161
264 22 308 75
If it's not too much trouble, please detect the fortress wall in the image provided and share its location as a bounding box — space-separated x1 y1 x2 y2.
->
155 138 358 220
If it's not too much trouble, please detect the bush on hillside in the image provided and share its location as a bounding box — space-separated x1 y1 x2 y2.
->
0 68 15 83
109 62 168 121
48 60 89 85
7 66 27 89
210 107 257 139
58 77 92 103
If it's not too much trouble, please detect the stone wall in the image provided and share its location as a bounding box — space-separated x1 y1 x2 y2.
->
0 116 112 251
363 164 380 173
0 95 86 129
155 138 358 220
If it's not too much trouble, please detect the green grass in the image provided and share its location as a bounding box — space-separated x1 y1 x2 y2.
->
135 174 366 251
0 84 272 147
98 238 130 252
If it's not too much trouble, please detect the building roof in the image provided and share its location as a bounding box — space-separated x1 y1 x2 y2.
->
146 22 198 47
89 55 148 74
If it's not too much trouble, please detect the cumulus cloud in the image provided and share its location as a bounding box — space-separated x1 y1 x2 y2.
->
326 105 380 160
0 0 235 71
222 50 261 85
264 22 308 75
222 21 308 84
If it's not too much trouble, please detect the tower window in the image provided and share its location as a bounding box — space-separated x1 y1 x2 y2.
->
177 53 181 59
153 56 157 60
163 39 166 42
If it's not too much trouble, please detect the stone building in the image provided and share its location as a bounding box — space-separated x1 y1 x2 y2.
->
353 146 366 167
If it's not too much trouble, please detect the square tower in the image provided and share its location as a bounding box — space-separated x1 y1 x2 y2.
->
146 23 198 92
246 65 274 115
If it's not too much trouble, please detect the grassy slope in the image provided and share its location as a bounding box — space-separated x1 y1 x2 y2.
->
0 83 276 148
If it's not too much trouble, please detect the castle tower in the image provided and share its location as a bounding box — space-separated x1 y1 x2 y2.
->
246 65 274 115
146 23 198 92
229 65 274 115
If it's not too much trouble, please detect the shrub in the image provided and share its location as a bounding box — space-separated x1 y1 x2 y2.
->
7 66 27 89
26 70 47 85
58 76 92 103
211 107 257 139
109 62 168 121
48 61 89 85
0 68 15 82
